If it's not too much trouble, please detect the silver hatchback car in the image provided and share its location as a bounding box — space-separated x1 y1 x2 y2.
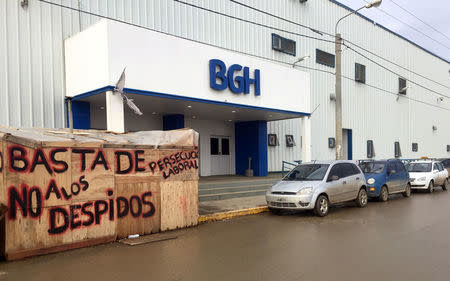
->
266 160 368 217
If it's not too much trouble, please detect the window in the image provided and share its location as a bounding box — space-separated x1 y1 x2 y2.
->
316 49 335 68
387 162 396 174
210 138 219 155
283 164 330 181
272 34 296 56
412 143 418 152
447 145 450 152
399 78 407 94
394 142 402 158
351 164 362 175
367 140 375 158
436 163 444 171
268 134 279 146
328 164 346 181
355 63 366 83
221 138 230 155
286 135 295 147
395 161 407 173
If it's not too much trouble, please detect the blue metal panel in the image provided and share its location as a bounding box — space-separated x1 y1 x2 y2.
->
235 121 268 176
163 114 184 130
348 129 353 160
67 101 91 129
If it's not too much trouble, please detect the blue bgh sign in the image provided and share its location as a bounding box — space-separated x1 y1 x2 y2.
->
209 59 261 96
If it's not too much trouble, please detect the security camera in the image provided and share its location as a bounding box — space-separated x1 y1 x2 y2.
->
438 97 444 102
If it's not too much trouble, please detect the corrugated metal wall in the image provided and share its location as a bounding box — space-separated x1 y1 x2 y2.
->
1 0 449 171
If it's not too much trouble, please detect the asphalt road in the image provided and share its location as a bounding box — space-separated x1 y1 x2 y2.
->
1 189 450 281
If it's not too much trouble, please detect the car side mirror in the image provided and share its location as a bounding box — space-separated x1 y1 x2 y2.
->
330 175 339 181
389 170 396 175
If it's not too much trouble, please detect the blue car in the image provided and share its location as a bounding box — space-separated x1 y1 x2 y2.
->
359 159 411 201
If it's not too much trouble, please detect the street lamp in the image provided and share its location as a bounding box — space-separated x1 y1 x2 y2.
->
334 0 382 160
292 55 310 68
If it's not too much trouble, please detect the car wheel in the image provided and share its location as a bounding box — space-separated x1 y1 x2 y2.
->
442 179 448 191
427 181 434 193
269 208 282 215
314 195 329 217
378 186 389 202
355 188 368 208
402 184 411 198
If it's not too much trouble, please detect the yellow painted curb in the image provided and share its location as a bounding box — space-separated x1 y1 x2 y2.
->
198 206 269 223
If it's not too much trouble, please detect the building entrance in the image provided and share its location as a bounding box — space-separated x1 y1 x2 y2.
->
210 136 232 175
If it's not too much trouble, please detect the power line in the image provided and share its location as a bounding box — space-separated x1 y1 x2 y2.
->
173 0 335 44
343 42 450 99
389 0 450 42
343 38 450 90
341 74 450 111
36 0 449 112
229 0 450 91
361 0 450 51
229 0 335 38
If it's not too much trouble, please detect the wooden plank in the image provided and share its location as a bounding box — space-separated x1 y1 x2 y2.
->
4 145 74 254
70 148 116 242
160 180 198 231
115 180 161 239
0 140 5 257
5 235 115 261
153 149 200 182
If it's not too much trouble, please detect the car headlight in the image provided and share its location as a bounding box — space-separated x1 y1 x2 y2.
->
367 178 375 185
297 187 313 195
418 177 426 181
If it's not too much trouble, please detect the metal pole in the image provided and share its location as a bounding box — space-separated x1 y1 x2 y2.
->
68 97 74 133
335 33 343 160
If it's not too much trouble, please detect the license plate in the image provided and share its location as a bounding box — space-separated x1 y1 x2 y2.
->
277 198 286 202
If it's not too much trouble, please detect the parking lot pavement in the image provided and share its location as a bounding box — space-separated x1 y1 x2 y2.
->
2 190 450 281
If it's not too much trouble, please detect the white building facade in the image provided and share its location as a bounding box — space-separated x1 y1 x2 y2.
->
1 0 450 175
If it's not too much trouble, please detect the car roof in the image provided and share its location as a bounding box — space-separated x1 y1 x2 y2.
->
302 160 358 165
411 160 435 164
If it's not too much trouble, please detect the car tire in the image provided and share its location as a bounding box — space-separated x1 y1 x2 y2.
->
378 186 389 202
442 179 448 191
269 208 282 215
355 188 368 208
314 195 329 217
427 181 434 193
402 184 411 198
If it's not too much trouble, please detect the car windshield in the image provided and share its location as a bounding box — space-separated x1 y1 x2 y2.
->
359 161 386 174
283 164 329 181
408 163 432 172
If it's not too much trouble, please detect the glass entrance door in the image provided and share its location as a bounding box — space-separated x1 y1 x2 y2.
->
210 136 232 175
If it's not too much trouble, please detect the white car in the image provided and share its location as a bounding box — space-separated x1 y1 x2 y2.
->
408 160 448 192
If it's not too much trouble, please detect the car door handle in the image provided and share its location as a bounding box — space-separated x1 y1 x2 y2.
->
356 177 360 180
343 181 347 184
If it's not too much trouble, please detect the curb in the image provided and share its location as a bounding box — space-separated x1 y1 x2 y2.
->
198 206 269 223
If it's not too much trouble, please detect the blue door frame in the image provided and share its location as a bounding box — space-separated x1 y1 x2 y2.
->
347 129 353 160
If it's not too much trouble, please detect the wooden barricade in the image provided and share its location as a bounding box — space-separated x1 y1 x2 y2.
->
0 128 199 260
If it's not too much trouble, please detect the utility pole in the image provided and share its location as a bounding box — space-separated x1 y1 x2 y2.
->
335 33 343 160
334 0 382 160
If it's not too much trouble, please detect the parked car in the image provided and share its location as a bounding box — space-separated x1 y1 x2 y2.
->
266 160 368 217
438 158 450 175
359 159 411 201
408 160 448 192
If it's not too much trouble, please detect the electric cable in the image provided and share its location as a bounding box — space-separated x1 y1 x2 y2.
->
36 0 450 112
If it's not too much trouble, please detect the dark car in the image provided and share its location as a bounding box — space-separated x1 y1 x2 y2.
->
359 159 411 201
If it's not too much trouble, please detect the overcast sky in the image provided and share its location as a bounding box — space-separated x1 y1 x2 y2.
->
337 0 450 62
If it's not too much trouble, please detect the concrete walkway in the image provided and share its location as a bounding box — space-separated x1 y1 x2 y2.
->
198 173 282 215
